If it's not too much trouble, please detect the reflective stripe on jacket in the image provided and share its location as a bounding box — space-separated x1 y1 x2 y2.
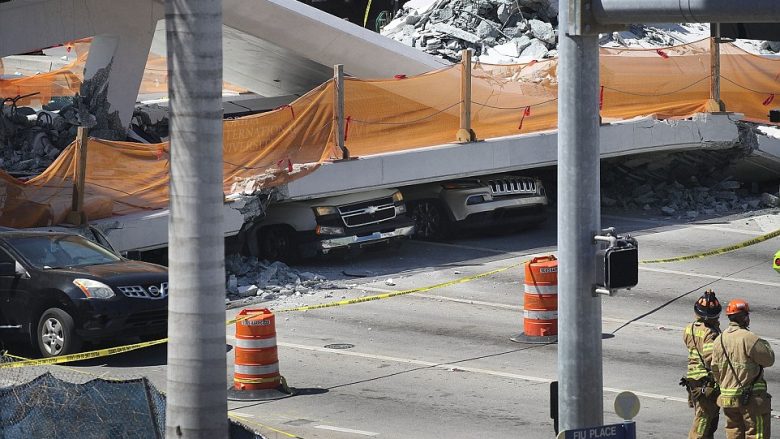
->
711 321 775 407
684 320 719 381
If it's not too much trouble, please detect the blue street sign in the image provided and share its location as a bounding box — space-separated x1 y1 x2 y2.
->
561 421 636 439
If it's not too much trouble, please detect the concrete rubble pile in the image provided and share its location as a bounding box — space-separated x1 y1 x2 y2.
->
600 23 780 54
224 254 339 303
381 0 560 63
0 62 125 176
383 2 779 63
601 149 780 219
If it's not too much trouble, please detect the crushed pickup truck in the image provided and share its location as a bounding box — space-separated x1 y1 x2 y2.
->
402 174 549 239
243 188 415 262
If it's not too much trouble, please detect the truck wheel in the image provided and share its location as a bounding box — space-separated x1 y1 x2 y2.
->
259 226 297 263
410 200 451 240
36 308 82 358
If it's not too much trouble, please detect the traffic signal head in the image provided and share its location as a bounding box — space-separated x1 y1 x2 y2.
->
596 238 638 290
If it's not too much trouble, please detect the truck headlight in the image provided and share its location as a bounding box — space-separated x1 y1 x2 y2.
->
392 191 404 202
73 279 115 299
466 195 488 205
395 204 407 214
316 225 344 235
314 206 338 216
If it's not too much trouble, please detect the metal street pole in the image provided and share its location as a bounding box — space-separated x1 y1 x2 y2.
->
165 0 228 437
557 1 603 432
556 0 780 433
593 0 780 24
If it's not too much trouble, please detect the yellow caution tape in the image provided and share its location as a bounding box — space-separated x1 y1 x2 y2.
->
6 228 777 368
640 228 780 264
363 0 373 27
0 338 168 369
229 412 303 439
226 263 521 323
277 263 520 313
4 228 776 368
2 263 521 367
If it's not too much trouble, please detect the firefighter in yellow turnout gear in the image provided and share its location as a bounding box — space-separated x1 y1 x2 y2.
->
682 289 723 439
712 299 775 439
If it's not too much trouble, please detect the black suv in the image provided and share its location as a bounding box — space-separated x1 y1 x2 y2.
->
0 231 168 357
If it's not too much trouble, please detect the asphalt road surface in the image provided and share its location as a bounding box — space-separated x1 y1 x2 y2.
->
28 210 780 438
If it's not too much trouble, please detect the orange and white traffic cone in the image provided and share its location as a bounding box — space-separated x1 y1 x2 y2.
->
511 256 558 344
227 308 294 401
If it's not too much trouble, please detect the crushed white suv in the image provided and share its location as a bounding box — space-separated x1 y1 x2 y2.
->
244 188 415 261
402 174 548 239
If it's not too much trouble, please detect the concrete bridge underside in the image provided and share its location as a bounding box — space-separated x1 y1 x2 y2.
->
2 1 779 243
0 0 446 125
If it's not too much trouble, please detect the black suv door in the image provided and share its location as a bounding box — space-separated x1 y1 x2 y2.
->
0 246 29 336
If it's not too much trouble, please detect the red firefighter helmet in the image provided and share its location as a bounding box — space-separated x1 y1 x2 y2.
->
725 299 750 316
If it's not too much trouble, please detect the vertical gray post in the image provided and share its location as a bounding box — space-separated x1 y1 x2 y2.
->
66 127 89 226
456 48 476 142
334 64 349 160
165 0 227 436
557 0 603 432
709 23 723 112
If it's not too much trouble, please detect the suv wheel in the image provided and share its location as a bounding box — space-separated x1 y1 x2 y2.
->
259 226 297 263
37 308 82 358
410 200 451 240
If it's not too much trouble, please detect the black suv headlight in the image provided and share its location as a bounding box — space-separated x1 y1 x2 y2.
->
73 279 115 299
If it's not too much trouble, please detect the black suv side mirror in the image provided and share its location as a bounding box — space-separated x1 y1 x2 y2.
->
0 262 16 276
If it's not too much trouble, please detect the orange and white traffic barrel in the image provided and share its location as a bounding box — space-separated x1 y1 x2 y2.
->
511 255 558 344
227 308 294 401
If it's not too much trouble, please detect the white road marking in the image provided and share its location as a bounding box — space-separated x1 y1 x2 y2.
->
228 411 255 418
280 342 780 417
414 293 523 310
314 425 379 436
602 214 767 236
692 225 765 236
360 288 780 345
640 266 780 288
413 240 555 256
279 341 554 384
412 240 512 254
600 214 669 226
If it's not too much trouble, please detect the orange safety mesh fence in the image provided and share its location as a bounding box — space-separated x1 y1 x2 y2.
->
0 84 333 227
0 42 88 107
1 40 246 105
719 43 780 123
1 38 780 229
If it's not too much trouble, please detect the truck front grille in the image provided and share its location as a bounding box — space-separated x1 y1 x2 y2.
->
117 282 168 300
487 178 537 196
338 197 396 228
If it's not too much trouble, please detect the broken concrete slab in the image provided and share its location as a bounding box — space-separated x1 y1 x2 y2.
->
529 19 556 44
521 39 549 59
762 192 780 207
430 22 481 44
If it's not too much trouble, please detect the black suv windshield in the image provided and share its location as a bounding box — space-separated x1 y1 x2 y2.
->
7 235 121 269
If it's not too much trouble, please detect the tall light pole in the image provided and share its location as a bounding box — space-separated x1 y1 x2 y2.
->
557 1 603 432
165 0 227 437
558 0 780 432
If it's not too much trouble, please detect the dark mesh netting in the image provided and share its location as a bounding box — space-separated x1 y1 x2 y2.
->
0 372 263 439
